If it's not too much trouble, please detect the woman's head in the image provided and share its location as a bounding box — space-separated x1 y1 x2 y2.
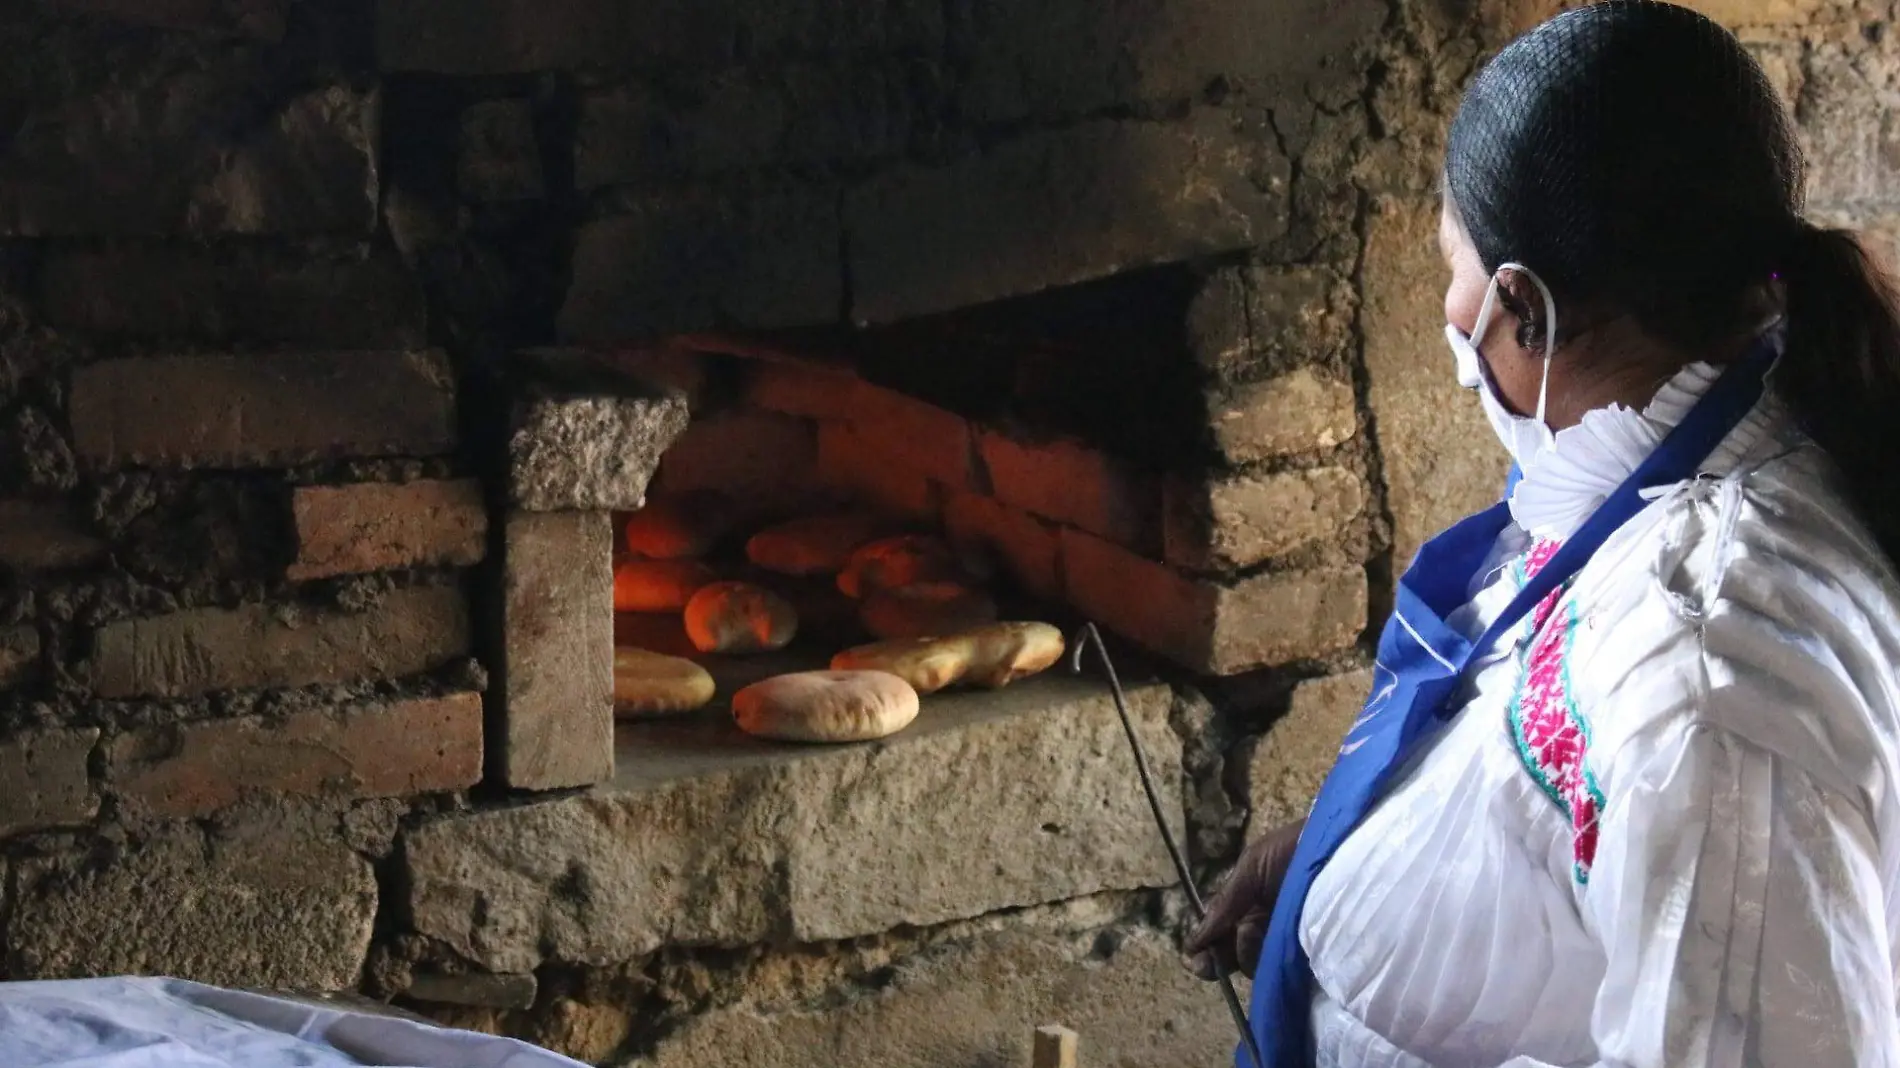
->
1442 0 1900 560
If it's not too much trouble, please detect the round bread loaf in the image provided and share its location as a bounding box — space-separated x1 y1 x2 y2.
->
859 582 998 640
623 490 735 559
732 670 920 742
683 581 799 654
613 647 716 717
746 514 890 576
830 635 977 694
836 535 962 598
614 558 718 612
961 621 1066 688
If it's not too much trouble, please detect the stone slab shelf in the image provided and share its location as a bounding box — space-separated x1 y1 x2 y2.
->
402 673 1186 975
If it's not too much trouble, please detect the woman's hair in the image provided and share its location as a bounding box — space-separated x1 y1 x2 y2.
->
1445 0 1900 560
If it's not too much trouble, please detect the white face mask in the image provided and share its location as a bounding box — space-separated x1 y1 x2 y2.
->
1443 262 1561 473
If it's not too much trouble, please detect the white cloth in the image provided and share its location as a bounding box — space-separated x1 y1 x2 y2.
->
0 976 589 1068
1300 362 1900 1067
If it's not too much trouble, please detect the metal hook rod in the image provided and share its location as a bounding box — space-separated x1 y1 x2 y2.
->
1069 622 1264 1068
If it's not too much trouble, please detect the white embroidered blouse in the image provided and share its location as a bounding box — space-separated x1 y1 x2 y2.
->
1299 361 1900 1067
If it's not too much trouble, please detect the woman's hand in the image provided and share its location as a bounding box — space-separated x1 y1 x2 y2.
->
1182 819 1305 980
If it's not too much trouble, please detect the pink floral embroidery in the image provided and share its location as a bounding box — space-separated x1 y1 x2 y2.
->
1510 538 1604 884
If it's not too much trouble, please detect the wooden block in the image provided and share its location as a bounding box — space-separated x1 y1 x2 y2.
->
1032 1024 1078 1068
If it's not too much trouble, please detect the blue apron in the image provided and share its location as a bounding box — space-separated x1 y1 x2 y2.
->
1243 346 1775 1068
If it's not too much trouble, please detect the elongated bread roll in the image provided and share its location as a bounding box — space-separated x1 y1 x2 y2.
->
961 622 1066 688
831 635 977 694
614 647 716 717
859 582 997 640
683 581 799 654
746 514 890 576
623 490 735 559
732 670 919 742
836 535 962 598
614 558 718 612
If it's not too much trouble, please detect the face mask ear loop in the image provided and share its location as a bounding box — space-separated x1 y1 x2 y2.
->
1496 262 1559 426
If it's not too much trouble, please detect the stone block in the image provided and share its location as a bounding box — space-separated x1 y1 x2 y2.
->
1799 42 1900 209
744 360 864 421
0 78 377 236
38 249 425 347
289 479 488 581
407 971 539 1010
1164 467 1364 571
1241 668 1373 831
70 350 456 470
109 693 484 818
1208 368 1359 465
500 510 613 790
846 112 1289 324
0 625 41 691
978 431 1159 553
942 491 1063 603
1062 528 1365 674
46 0 289 39
402 675 1180 971
959 0 1384 124
1362 197 1508 565
559 187 842 341
1676 0 1837 28
88 585 470 699
9 815 376 989
1187 265 1355 384
0 727 99 837
0 500 105 571
509 381 691 512
459 99 544 202
815 421 937 520
641 925 1231 1068
655 410 823 517
376 0 944 75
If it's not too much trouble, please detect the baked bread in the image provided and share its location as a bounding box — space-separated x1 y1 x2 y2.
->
961 622 1066 688
683 581 799 654
746 514 890 576
613 647 716 717
732 670 920 742
623 490 735 558
830 635 976 695
614 558 717 612
836 535 962 598
859 582 998 640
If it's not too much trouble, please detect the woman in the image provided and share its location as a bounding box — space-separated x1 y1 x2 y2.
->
1183 4 1900 1067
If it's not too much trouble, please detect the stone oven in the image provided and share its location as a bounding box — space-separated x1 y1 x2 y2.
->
0 0 1884 1064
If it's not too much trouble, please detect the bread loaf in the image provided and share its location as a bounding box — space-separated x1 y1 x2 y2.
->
614 647 716 717
746 514 890 576
623 490 735 559
961 622 1066 688
614 558 718 612
836 535 963 598
732 670 920 742
859 582 997 640
683 581 799 654
831 635 976 694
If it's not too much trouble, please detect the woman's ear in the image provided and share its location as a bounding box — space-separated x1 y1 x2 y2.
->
1496 268 1550 354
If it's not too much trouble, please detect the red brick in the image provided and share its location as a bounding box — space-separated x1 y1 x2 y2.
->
978 431 1160 553
815 421 938 520
89 586 470 699
1209 368 1358 465
289 479 488 581
0 727 99 837
70 350 456 470
1164 467 1364 571
0 499 107 571
844 383 978 491
942 490 1063 602
652 409 822 518
109 692 484 818
502 510 613 789
744 361 864 421
1061 528 1365 674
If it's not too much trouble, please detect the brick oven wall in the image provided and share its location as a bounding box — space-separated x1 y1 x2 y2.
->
0 0 1888 1064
